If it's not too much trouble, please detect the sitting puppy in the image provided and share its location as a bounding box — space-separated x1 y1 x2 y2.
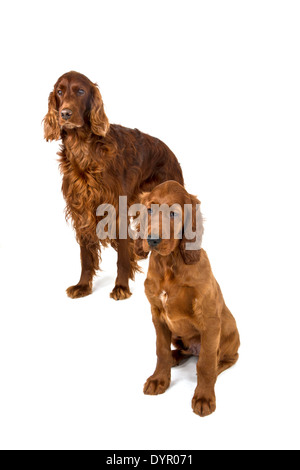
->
137 181 240 417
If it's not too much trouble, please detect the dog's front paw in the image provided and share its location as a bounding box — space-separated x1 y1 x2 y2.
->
192 391 216 417
143 374 170 395
66 283 92 299
110 285 132 301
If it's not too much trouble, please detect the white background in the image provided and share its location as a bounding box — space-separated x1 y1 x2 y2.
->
0 0 299 450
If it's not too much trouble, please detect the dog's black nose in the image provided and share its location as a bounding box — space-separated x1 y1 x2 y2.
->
61 109 73 120
147 236 162 248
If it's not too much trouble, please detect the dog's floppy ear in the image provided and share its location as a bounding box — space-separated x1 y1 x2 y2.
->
180 194 203 265
133 192 150 258
134 237 149 259
90 84 110 137
43 91 61 141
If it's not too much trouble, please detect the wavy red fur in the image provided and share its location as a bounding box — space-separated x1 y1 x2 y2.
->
44 71 184 300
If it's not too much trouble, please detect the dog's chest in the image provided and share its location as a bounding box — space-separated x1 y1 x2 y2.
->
63 159 114 217
147 273 195 328
161 285 195 334
160 283 193 310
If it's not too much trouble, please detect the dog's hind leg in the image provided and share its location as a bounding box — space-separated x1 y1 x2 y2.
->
171 349 193 367
217 353 239 375
218 306 240 375
171 337 194 366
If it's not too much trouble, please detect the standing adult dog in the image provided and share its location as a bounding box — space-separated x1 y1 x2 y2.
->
44 71 184 300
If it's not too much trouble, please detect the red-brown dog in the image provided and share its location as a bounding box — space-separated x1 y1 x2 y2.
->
43 71 183 301
137 181 240 417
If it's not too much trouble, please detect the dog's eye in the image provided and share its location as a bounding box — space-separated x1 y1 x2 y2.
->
77 89 85 96
148 208 153 215
57 90 63 96
170 211 177 218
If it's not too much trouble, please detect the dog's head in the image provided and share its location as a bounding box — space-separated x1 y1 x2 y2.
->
135 181 204 264
43 71 109 141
